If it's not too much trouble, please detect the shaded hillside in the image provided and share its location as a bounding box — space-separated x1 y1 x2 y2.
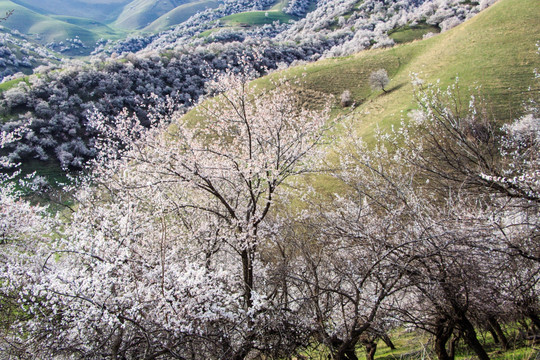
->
143 0 220 32
114 0 199 30
11 0 131 22
0 43 315 171
0 1 126 56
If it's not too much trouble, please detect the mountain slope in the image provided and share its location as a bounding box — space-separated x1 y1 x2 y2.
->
0 1 126 55
0 30 59 78
143 0 220 32
51 16 126 39
275 0 539 138
10 0 130 22
220 10 295 26
114 0 197 30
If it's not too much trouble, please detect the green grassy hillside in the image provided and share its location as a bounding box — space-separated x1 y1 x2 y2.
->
196 0 292 34
114 0 193 30
349 327 540 360
0 1 125 55
51 16 126 39
276 0 539 138
10 0 130 22
0 1 87 40
143 0 220 32
220 10 296 27
388 22 440 44
268 0 288 11
181 0 538 199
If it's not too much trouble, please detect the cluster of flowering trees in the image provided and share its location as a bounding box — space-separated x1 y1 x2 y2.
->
108 0 284 55
0 44 317 170
284 0 315 17
110 0 494 62
0 32 58 80
1 66 334 358
344 77 539 360
1 64 539 359
0 0 499 174
277 0 495 57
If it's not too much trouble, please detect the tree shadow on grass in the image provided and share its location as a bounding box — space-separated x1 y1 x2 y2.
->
383 82 406 95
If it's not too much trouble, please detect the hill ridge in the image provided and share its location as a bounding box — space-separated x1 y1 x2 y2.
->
273 0 540 139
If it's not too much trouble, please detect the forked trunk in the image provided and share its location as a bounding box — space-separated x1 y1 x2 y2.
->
335 345 359 360
434 317 454 360
365 341 377 360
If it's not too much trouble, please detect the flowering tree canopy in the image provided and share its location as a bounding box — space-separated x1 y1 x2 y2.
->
3 65 333 359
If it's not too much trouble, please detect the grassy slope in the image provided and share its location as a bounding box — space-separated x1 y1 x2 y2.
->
358 327 540 360
114 0 194 30
388 22 440 44
269 0 287 11
143 0 220 32
199 0 291 34
10 0 130 23
0 1 87 41
51 16 127 40
182 0 540 235
279 0 539 139
220 10 296 26
0 76 29 93
0 1 125 54
185 0 539 142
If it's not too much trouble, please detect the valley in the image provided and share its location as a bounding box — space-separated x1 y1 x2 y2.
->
0 0 539 359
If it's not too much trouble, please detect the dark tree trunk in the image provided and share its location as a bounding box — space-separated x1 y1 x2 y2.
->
335 341 359 360
333 322 373 360
448 333 460 360
488 316 508 350
236 249 255 360
434 317 454 360
111 324 124 360
528 310 540 331
381 333 396 349
241 249 253 309
487 326 499 344
458 314 490 360
365 341 377 360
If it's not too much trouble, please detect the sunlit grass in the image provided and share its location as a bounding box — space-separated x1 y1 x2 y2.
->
352 327 540 360
389 22 440 44
278 0 538 142
220 10 296 26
